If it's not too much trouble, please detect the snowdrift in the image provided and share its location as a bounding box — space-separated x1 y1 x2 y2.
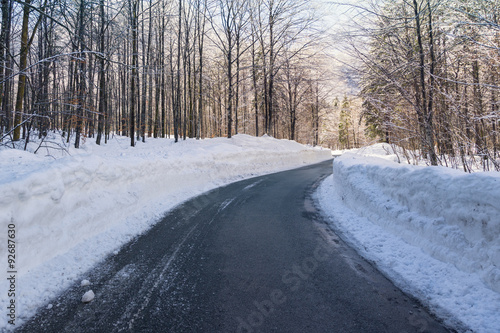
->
332 145 500 293
316 144 500 332
0 134 330 329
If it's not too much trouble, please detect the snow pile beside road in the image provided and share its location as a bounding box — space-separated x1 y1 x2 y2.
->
316 143 500 332
0 134 330 330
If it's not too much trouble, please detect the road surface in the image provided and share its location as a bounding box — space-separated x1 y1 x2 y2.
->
18 160 451 332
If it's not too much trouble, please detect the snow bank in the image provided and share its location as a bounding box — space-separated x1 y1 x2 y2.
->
316 143 500 332
334 144 500 292
0 134 330 330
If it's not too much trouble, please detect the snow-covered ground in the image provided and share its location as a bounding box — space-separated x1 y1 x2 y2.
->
316 144 500 333
0 134 331 330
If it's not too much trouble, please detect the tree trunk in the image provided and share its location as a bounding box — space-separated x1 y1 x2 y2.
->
412 0 437 165
251 32 258 137
130 0 138 147
267 4 275 135
96 0 106 145
197 1 205 139
227 28 233 138
75 0 86 149
0 0 11 136
174 0 181 143
12 0 31 141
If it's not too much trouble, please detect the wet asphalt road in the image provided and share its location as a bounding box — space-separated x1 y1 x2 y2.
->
18 160 451 332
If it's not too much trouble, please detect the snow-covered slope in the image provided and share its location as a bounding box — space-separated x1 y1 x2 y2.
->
316 144 500 333
0 134 331 330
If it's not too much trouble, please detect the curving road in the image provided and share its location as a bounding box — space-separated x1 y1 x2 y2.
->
18 160 451 332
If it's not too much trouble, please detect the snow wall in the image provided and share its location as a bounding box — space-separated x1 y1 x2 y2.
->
332 148 500 293
0 135 331 278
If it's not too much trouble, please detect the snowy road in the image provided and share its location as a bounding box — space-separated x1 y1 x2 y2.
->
17 160 451 332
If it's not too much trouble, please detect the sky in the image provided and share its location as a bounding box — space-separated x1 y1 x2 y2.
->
313 0 368 97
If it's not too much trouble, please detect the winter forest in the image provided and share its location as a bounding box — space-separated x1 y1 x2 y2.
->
0 0 326 149
353 0 500 171
0 0 499 172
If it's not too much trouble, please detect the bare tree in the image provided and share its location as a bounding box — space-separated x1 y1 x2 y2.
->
129 0 138 147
